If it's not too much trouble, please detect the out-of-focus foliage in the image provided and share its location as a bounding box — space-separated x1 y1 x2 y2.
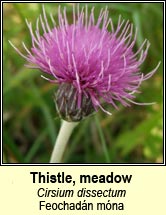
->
3 3 163 163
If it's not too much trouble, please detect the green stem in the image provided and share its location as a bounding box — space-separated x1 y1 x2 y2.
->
50 120 78 163
95 115 110 163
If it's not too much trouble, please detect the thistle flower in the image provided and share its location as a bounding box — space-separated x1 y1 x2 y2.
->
10 4 160 122
10 4 161 163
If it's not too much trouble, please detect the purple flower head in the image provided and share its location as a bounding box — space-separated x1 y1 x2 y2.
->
10 4 160 120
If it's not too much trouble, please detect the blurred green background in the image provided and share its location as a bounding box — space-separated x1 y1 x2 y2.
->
3 3 163 163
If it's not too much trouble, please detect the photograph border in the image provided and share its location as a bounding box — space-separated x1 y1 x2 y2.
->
1 0 165 166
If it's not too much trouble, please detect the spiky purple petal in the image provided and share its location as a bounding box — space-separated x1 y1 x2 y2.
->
10 4 160 114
